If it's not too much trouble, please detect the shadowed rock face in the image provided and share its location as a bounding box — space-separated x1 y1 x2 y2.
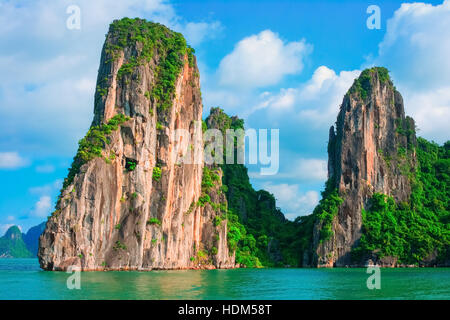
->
312 68 417 267
38 18 234 271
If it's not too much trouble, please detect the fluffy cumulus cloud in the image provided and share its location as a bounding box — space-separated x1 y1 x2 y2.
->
29 180 62 218
401 88 450 139
218 30 312 88
262 183 319 219
0 0 222 157
290 158 327 181
373 0 450 143
32 196 52 218
249 66 360 126
0 152 29 169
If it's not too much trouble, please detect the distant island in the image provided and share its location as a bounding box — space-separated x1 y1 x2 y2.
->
0 223 45 258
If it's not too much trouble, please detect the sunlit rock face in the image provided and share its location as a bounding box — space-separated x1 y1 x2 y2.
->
38 18 234 271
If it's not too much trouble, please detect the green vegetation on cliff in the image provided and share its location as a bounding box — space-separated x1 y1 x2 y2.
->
204 107 448 267
205 108 306 267
105 18 191 113
352 138 450 264
313 177 343 242
0 226 32 258
349 67 392 100
62 113 130 190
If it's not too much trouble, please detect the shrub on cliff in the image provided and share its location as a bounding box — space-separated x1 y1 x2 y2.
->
352 138 450 264
62 113 130 190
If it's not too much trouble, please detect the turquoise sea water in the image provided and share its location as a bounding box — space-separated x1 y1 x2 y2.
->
0 259 449 299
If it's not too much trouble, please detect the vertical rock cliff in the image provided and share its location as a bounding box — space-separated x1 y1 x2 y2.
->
311 67 417 267
38 18 234 271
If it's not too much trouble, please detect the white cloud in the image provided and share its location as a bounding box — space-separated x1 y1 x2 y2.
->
0 152 29 169
262 183 319 219
32 196 52 218
249 66 360 126
218 30 312 88
372 0 450 143
28 180 61 218
265 88 297 111
401 87 450 140
293 158 327 181
6 216 15 222
376 1 450 89
295 67 359 126
183 21 223 46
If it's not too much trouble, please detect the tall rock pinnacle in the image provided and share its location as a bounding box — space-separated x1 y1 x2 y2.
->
38 18 234 271
312 67 417 267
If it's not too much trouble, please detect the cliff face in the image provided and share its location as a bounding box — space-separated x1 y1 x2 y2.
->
312 68 417 267
38 18 233 271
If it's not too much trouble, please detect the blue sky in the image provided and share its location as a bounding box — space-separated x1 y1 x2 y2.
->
0 0 449 233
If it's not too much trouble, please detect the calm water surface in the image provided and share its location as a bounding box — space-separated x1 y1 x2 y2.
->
0 259 449 299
